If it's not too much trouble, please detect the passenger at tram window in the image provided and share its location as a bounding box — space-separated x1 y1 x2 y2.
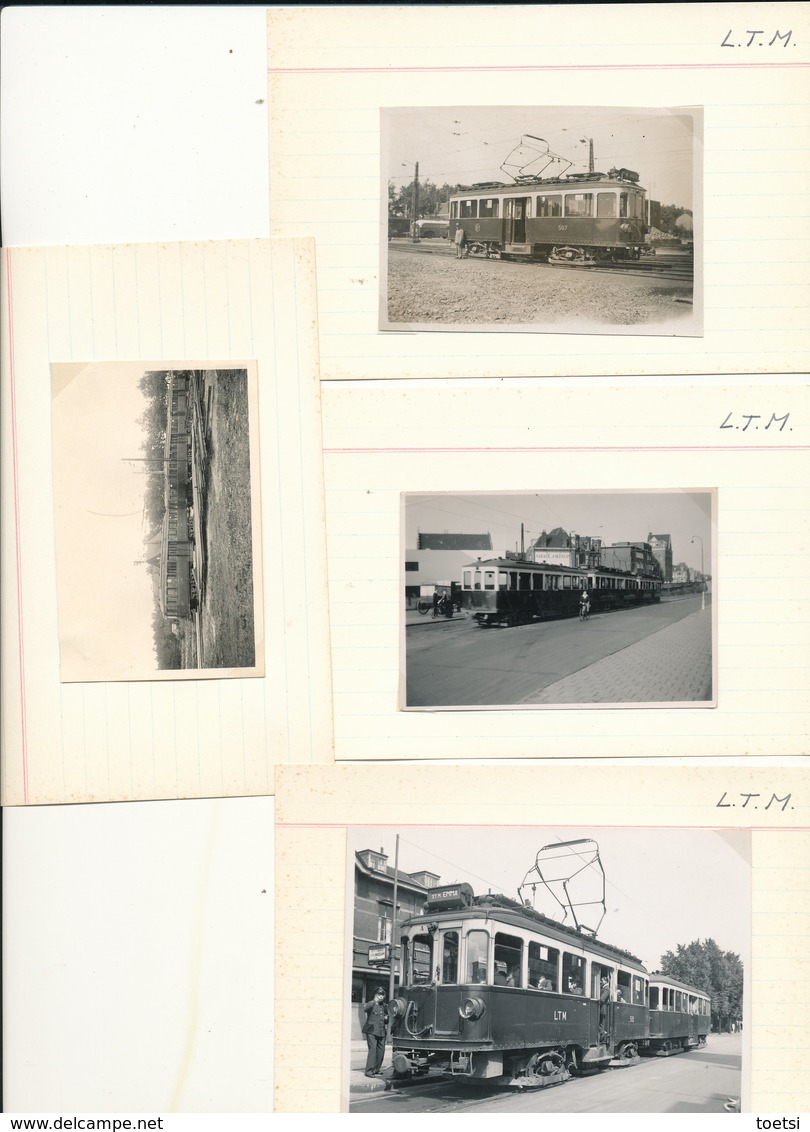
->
506 967 520 987
568 977 583 995
494 964 508 986
536 976 553 991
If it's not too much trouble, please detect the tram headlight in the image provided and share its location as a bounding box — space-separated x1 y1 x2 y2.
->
389 997 407 1018
459 996 486 1021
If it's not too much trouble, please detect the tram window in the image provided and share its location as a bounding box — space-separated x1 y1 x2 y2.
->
479 198 500 218
536 194 562 217
528 942 559 990
597 192 617 218
617 971 632 1002
619 193 629 218
484 571 496 590
649 986 659 1009
494 932 523 988
688 995 697 1014
465 930 489 984
498 571 508 590
532 573 542 590
450 201 458 219
519 573 531 591
633 976 645 1006
675 991 683 1012
563 953 585 995
463 570 472 589
510 572 518 589
442 931 459 984
409 933 433 984
563 576 572 589
474 570 482 591
564 193 593 218
460 199 478 219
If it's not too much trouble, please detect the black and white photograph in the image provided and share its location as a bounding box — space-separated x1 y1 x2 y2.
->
51 362 263 681
382 106 701 335
346 825 747 1113
403 490 714 708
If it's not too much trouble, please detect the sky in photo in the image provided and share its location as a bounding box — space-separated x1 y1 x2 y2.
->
349 825 749 972
52 362 166 679
404 491 712 575
385 105 697 211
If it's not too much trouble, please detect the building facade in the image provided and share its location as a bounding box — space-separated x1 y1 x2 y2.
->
351 848 440 1038
530 528 602 570
404 532 493 604
600 541 662 579
648 533 673 582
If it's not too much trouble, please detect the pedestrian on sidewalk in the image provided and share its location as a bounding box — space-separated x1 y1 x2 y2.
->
362 987 389 1077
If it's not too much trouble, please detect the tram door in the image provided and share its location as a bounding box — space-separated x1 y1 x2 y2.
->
505 197 529 243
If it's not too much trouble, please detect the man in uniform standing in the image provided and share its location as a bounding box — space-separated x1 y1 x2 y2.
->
362 987 389 1077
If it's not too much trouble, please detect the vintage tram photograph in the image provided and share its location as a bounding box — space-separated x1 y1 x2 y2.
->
51 362 262 681
403 490 714 708
381 105 700 334
347 824 747 1113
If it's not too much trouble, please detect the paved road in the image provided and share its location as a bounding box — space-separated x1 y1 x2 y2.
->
406 596 711 706
350 1033 740 1113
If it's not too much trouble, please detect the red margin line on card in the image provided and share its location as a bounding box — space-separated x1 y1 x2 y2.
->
323 446 807 453
6 252 29 804
269 63 810 73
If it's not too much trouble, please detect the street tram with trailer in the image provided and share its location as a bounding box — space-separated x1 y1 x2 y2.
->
460 557 661 628
389 840 711 1091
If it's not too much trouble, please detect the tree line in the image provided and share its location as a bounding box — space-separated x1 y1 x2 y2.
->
658 938 743 1031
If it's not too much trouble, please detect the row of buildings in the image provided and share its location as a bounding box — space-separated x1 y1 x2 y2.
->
351 846 441 1038
405 528 690 604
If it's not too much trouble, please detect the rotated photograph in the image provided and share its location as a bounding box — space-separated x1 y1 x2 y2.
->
403 490 714 708
51 363 263 681
381 106 701 335
346 826 747 1113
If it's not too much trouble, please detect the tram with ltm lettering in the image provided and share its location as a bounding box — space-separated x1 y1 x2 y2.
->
389 879 710 1090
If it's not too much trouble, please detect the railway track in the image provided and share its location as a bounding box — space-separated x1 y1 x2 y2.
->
389 242 692 281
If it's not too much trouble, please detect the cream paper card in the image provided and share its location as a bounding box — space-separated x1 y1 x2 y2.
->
321 378 808 760
268 3 808 379
275 763 809 1113
1 239 333 806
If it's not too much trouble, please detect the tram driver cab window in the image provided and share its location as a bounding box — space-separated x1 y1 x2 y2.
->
441 931 459 984
408 932 434 985
649 986 660 1010
465 929 489 984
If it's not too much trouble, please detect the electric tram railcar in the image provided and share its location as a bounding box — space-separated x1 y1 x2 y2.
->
461 558 661 628
448 167 650 265
389 885 708 1090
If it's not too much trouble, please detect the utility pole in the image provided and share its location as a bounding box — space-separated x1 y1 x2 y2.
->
388 835 400 1016
412 162 419 242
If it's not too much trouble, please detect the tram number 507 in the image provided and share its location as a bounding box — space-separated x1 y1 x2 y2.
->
557 225 568 232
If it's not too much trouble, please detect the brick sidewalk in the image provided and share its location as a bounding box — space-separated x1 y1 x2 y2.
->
521 608 712 704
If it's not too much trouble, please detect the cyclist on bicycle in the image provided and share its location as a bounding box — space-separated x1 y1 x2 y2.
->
579 589 590 618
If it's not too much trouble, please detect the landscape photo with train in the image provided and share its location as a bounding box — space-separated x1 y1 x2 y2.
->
403 490 714 708
51 362 262 681
347 825 747 1114
382 105 700 334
